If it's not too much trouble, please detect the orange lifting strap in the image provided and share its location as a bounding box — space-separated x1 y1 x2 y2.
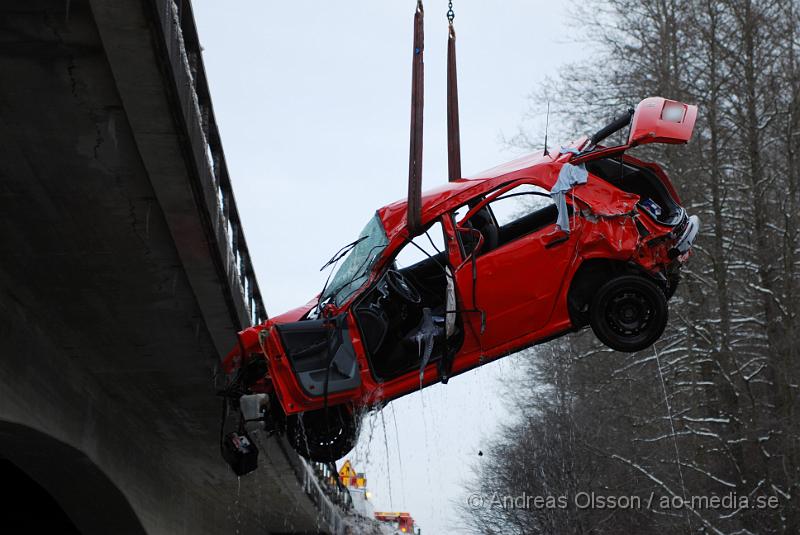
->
407 1 462 236
407 0 424 237
446 1 461 182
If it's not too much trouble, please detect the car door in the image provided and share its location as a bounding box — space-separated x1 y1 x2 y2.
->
271 313 361 398
452 180 580 351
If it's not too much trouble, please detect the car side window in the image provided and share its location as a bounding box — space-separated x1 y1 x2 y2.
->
455 184 565 257
489 184 553 225
485 184 562 249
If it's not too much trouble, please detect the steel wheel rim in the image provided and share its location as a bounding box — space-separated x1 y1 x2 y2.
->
605 290 653 337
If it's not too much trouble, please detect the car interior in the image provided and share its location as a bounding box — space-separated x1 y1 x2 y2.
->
585 157 683 225
353 223 462 381
353 185 571 382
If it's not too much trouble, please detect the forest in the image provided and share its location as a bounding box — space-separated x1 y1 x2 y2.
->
463 1 800 533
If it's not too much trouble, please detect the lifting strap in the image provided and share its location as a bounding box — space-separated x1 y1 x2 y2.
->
407 0 424 237
446 4 461 182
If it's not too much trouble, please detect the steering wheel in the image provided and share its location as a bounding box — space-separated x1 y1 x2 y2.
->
385 269 422 305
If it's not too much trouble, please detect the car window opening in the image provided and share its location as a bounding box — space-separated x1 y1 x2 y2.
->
354 220 463 382
457 184 572 258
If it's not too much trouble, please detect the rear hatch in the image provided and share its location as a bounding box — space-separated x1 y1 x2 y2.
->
574 97 698 226
628 97 698 146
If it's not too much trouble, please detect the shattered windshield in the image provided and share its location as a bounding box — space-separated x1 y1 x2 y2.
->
322 213 389 306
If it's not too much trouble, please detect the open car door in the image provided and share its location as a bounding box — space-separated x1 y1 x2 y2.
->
271 314 361 399
627 97 697 147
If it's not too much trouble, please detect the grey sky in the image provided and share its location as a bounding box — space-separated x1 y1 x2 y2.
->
192 1 581 532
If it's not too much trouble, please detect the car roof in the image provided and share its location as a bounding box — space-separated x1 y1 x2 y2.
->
377 150 566 241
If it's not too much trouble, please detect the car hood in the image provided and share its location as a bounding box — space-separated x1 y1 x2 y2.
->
267 295 320 325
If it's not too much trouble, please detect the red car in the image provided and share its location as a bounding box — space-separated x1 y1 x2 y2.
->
223 97 699 462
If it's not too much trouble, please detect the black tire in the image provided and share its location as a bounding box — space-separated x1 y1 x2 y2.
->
589 275 668 353
286 405 358 463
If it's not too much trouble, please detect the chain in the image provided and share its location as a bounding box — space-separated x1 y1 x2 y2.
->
447 0 455 23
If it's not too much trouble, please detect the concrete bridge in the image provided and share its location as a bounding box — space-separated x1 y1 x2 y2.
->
0 1 363 533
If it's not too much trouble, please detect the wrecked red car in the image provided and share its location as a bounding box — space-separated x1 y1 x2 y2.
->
223 97 699 463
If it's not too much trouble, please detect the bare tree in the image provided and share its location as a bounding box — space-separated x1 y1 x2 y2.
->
464 1 800 533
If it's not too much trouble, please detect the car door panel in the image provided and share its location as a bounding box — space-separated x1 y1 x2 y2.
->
455 222 577 350
273 314 361 397
452 179 580 351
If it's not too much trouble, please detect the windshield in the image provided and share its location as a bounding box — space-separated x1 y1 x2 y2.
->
321 213 389 306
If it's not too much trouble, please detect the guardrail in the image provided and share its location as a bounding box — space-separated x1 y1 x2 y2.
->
151 0 267 329
147 1 355 532
313 462 355 510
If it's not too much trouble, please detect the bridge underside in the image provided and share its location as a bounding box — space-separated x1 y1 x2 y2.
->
0 1 337 533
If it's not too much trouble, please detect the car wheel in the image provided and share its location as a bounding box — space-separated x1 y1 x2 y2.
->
286 405 359 463
589 275 668 353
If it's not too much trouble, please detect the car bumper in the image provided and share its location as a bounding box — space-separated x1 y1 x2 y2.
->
669 214 700 259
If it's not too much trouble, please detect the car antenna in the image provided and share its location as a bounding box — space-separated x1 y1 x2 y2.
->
543 101 550 157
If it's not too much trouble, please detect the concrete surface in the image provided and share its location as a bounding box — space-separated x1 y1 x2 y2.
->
0 1 349 533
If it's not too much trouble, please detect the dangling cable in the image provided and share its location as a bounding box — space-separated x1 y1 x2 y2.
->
446 1 461 182
407 0 425 237
654 344 692 532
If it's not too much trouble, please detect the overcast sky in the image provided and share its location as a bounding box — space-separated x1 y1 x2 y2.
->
192 2 582 532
